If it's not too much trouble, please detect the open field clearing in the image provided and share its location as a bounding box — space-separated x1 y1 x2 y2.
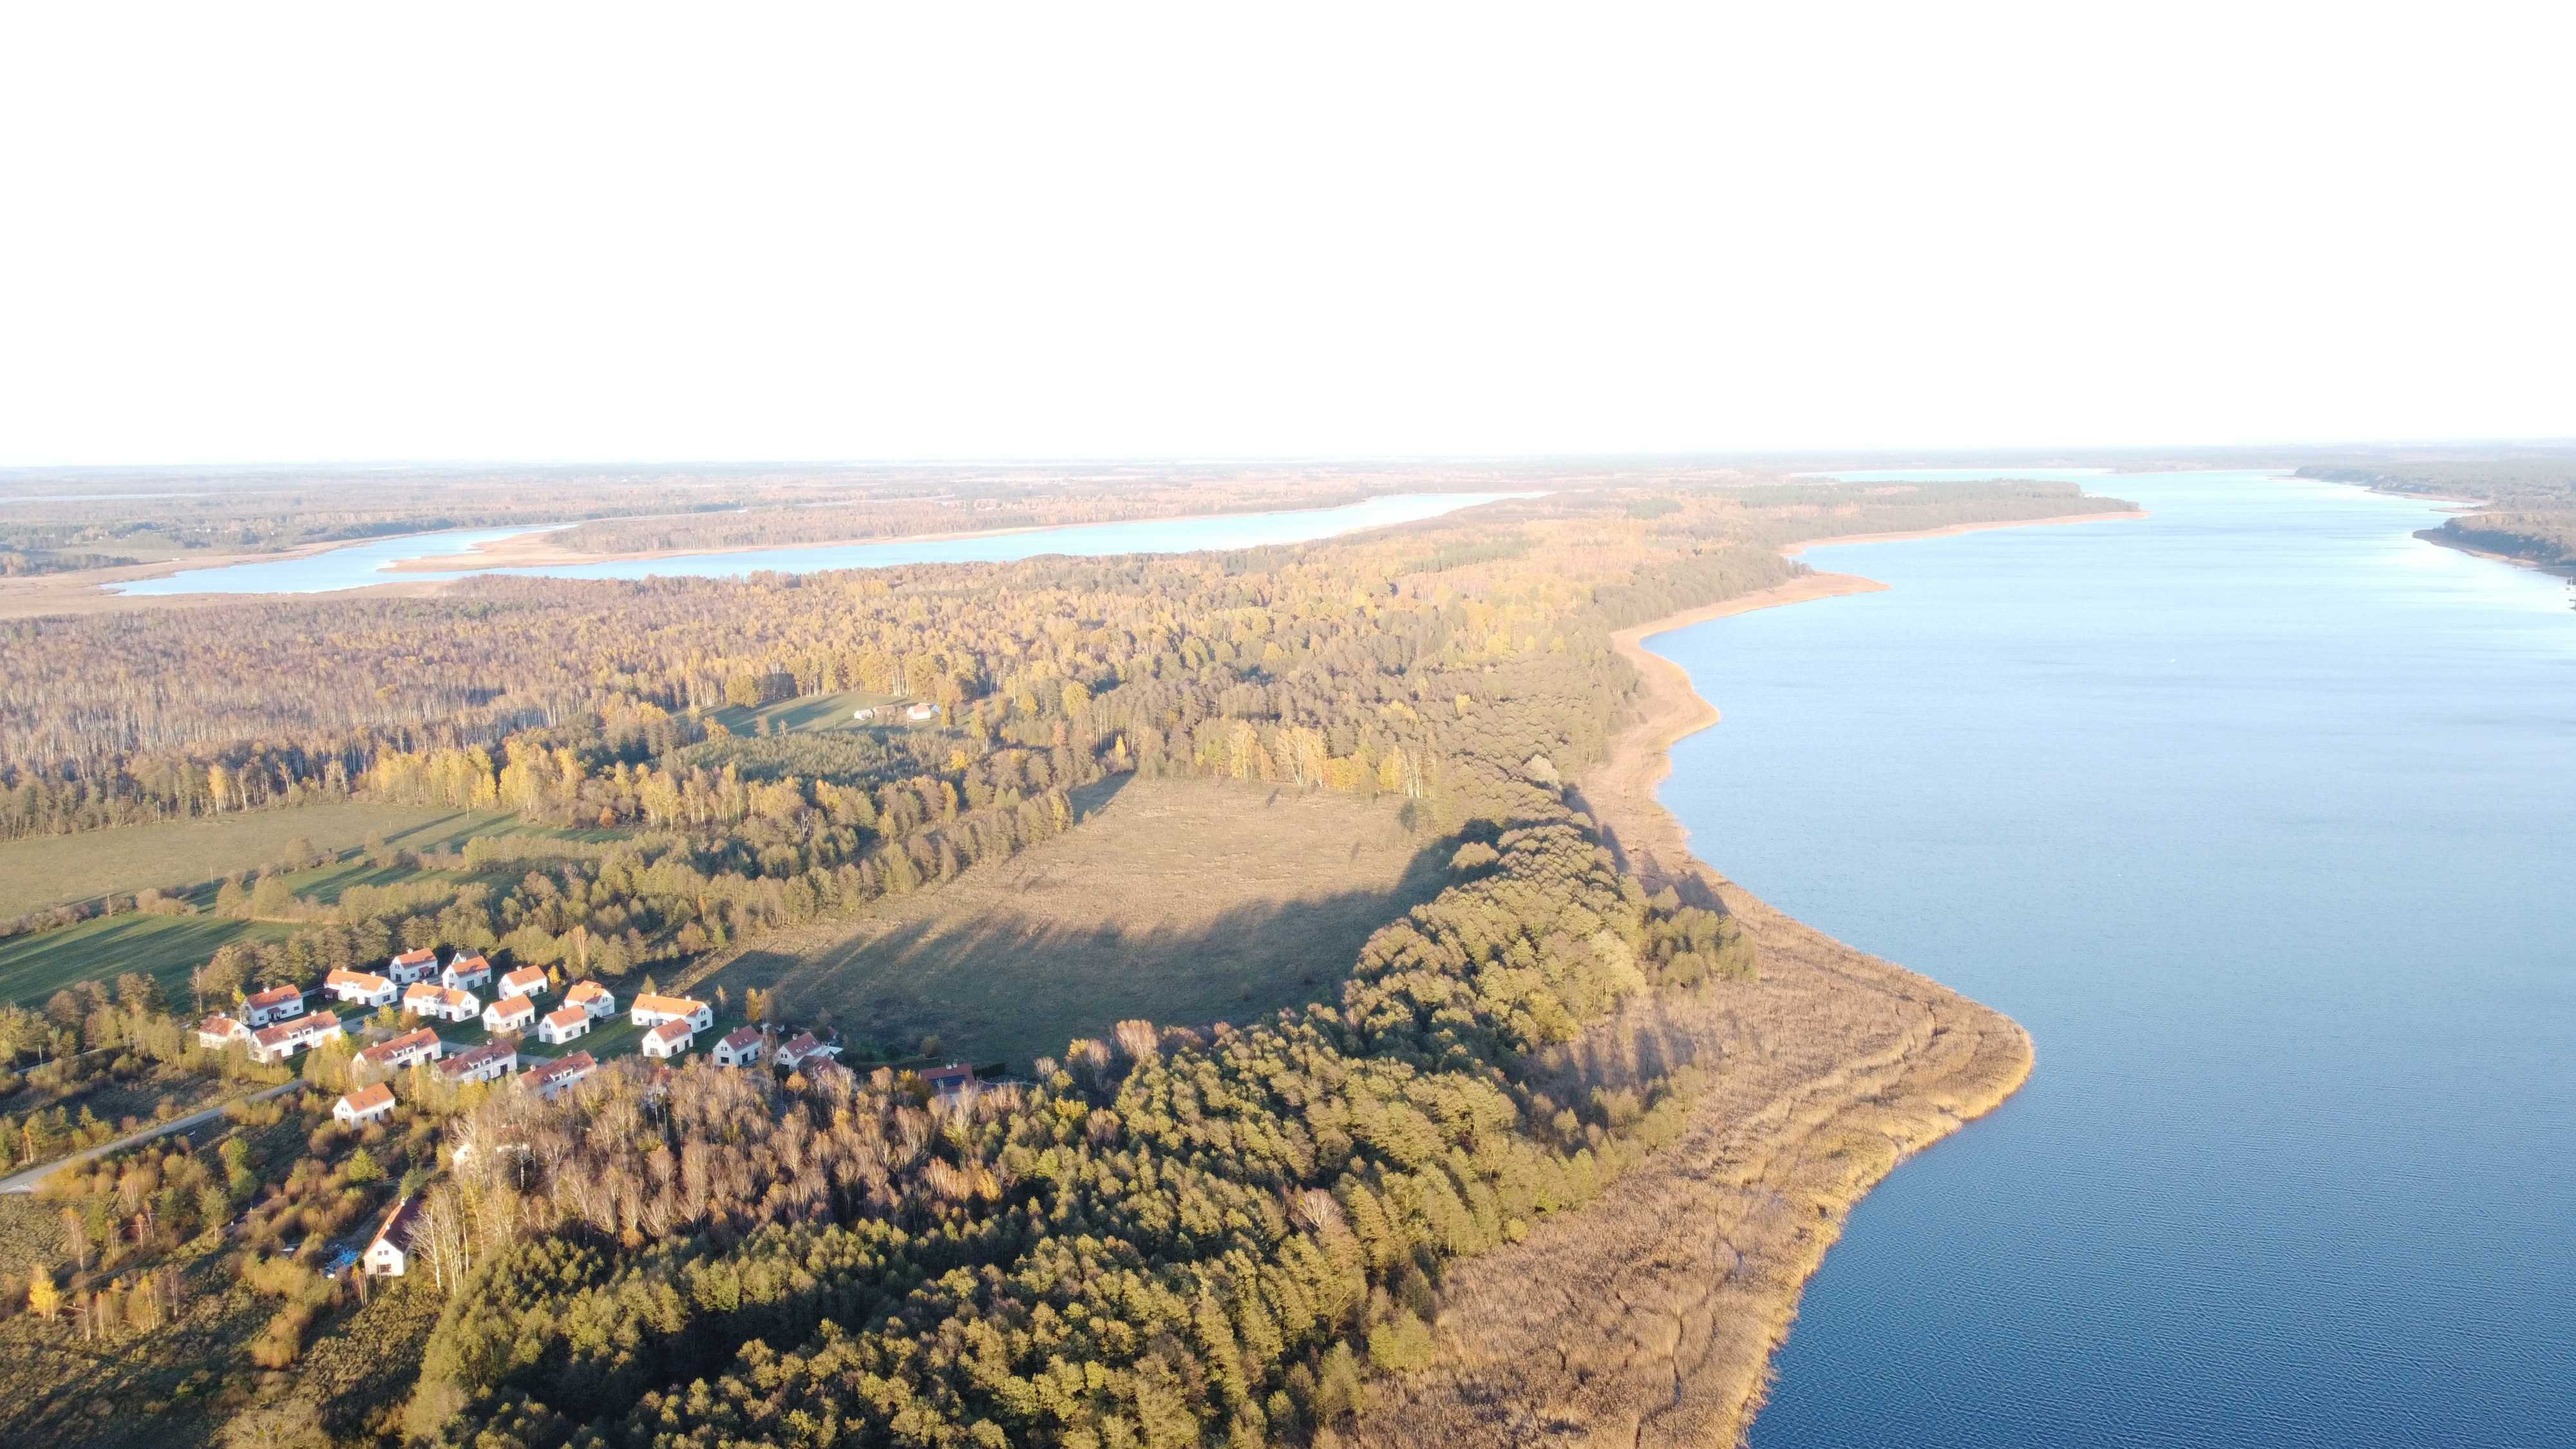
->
702 687 904 737
0 809 630 1008
0 912 298 1010
718 776 1450 1074
0 803 513 918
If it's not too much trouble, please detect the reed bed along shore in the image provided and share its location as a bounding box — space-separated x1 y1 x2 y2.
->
1349 561 2048 1447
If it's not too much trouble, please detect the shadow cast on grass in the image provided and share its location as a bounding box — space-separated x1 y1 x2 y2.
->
732 837 1451 1075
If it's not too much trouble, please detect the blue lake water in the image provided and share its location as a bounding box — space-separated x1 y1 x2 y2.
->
1648 471 2576 1447
110 491 1530 596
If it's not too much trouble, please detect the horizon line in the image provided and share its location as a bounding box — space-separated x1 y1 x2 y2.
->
7 436 2576 478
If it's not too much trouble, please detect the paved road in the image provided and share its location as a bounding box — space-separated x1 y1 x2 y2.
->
0 1081 301 1193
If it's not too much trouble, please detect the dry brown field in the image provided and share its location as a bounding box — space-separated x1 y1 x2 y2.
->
712 776 1452 1074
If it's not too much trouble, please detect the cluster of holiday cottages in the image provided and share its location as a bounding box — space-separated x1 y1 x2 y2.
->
196 946 841 1150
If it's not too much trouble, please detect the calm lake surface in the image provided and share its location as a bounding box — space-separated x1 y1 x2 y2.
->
1649 471 2576 1447
111 491 1529 596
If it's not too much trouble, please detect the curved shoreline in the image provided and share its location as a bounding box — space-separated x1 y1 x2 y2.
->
1348 524 2116 1445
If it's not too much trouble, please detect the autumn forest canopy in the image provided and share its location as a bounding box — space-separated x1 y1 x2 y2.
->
0 468 2136 1447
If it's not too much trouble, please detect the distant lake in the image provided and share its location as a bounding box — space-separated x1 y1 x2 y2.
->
110 491 1532 596
1651 471 2575 1446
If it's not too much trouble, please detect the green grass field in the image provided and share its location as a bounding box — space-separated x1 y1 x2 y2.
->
0 912 300 1011
704 688 905 737
0 807 633 1010
708 777 1450 1074
0 802 509 920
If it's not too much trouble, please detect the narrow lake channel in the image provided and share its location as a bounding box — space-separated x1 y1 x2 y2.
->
108 491 1530 596
1653 471 2575 1446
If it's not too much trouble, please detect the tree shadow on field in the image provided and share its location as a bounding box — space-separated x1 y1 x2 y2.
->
737 834 1451 1075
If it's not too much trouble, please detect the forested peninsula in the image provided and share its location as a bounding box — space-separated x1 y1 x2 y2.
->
2297 460 2576 571
0 474 2125 1446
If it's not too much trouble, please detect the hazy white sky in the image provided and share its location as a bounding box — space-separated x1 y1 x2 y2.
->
3 3 2570 466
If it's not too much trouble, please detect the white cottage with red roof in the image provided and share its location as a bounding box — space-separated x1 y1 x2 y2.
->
323 969 399 1009
333 1081 396 1126
358 1027 443 1074
404 983 479 1023
249 1012 342 1065
482 995 536 1034
437 1039 516 1085
365 1197 422 1276
440 952 492 992
774 1031 840 1072
242 984 306 1027
712 1027 764 1068
630 994 712 1032
526 1050 596 1101
640 1019 696 1059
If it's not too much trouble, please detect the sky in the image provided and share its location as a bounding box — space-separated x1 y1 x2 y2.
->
2 3 2571 467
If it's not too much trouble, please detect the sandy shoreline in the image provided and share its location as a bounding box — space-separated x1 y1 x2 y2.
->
372 515 1108 573
0 536 463 619
1347 516 2141 1448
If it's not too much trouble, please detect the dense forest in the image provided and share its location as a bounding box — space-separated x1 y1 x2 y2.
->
0 475 2130 1445
0 479 2126 838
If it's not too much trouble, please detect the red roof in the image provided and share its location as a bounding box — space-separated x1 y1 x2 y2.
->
371 1195 422 1250
530 1050 596 1086
645 1019 692 1045
246 985 301 1009
438 1040 514 1076
360 1027 440 1063
542 1005 587 1029
252 1012 338 1048
720 1027 762 1050
338 1083 395 1113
